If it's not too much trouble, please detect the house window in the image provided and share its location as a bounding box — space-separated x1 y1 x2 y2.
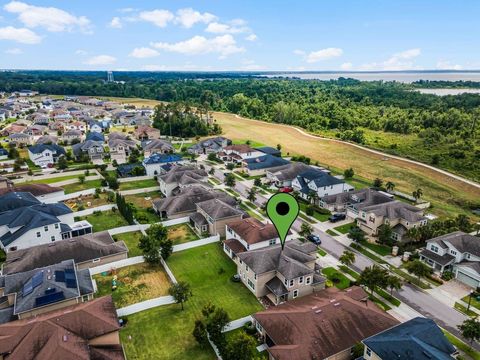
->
93 258 100 263
289 279 294 287
247 279 255 290
51 236 55 242
306 277 311 285
284 278 288 286
299 276 304 284
269 239 276 246
245 265 249 273
366 347 372 357
256 322 263 332
54 223 59 229
254 273 257 280
293 290 299 298
451 250 457 255
431 245 439 253
44 225 48 231
36 232 41 238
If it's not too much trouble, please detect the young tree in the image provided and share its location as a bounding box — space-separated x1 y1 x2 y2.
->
412 188 423 202
160 239 173 260
247 187 257 203
57 156 68 170
207 152 218 162
339 250 356 268
107 176 119 190
253 178 262 187
344 167 355 179
299 222 313 238
207 308 230 347
358 265 389 296
139 224 170 263
169 281 192 310
276 143 282 151
377 224 393 245
192 320 208 347
386 275 402 296
386 181 395 192
458 318 480 346
373 178 383 189
208 167 215 175
348 226 366 242
404 260 433 281
78 174 86 184
224 173 236 187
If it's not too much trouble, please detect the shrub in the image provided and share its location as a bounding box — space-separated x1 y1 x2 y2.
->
305 205 314 216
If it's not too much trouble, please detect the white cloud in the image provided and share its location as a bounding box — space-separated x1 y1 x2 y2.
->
151 34 244 57
304 48 343 63
205 21 249 34
129 47 159 58
0 26 41 44
293 49 305 56
340 62 353 70
83 55 117 66
360 48 421 70
241 59 266 71
139 9 174 28
117 7 136 13
5 47 22 54
4 1 91 33
436 60 462 70
109 17 122 29
175 8 216 28
75 49 87 55
245 34 257 41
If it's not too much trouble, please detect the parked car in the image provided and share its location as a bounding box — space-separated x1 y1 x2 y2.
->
279 186 293 193
329 213 346 223
307 234 321 245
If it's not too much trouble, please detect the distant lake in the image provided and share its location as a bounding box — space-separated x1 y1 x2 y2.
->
263 71 480 83
414 88 480 96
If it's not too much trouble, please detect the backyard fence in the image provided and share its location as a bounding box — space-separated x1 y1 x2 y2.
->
116 295 176 317
72 204 117 217
172 234 220 252
89 256 144 275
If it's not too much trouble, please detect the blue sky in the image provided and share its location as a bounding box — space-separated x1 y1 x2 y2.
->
0 0 478 71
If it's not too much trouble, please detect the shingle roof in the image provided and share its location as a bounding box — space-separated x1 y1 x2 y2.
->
298 168 344 187
143 153 182 165
28 144 65 156
0 192 39 213
363 317 456 360
142 139 174 152
226 217 280 245
196 198 243 220
0 183 63 197
361 200 425 222
429 231 480 257
321 188 394 209
253 287 399 360
85 131 104 142
244 154 290 171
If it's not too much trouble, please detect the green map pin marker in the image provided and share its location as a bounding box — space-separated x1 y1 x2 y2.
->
266 193 299 250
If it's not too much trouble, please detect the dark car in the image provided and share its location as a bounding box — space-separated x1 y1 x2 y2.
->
307 234 321 245
329 213 346 223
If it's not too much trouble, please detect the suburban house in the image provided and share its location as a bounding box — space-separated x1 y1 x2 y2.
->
142 153 183 177
0 259 94 321
1 124 26 137
27 144 66 167
187 136 231 154
356 200 427 242
67 121 87 132
253 286 398 360
86 119 107 133
116 162 145 177
0 192 92 252
8 133 33 145
218 144 264 163
292 168 354 200
108 133 137 164
35 134 58 145
363 317 456 360
142 138 174 157
72 140 105 162
61 129 83 144
241 155 290 176
85 131 105 142
157 165 208 197
24 124 46 136
319 188 394 214
256 146 282 157
223 217 293 255
232 239 325 305
420 231 480 288
0 183 64 201
191 198 244 236
0 148 8 160
0 296 125 359
153 185 236 219
2 231 128 275
134 125 160 141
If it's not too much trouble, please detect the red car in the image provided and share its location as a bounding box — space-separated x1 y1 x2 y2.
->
279 187 293 193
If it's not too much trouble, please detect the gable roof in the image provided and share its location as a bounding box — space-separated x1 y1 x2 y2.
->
85 131 104 142
142 138 174 152
361 200 425 222
227 217 279 244
363 317 456 360
253 287 399 360
0 183 63 197
143 153 182 165
224 144 256 153
0 192 40 213
0 296 123 360
196 198 243 220
243 154 290 171
298 168 344 187
28 144 65 156
321 188 394 208
428 231 480 257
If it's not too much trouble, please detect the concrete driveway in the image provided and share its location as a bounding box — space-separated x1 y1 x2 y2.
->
426 280 472 307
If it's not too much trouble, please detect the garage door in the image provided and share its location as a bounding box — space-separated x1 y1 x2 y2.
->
457 271 479 288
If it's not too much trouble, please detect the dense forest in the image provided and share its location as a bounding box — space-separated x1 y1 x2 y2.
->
1 71 479 180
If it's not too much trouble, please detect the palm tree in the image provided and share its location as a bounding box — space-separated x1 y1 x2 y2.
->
339 250 356 268
386 181 395 193
247 188 257 203
412 188 423 202
386 276 402 296
299 223 313 238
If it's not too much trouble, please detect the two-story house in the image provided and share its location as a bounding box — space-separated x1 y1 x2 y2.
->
157 165 208 197
420 231 480 288
27 144 66 168
134 125 160 141
356 201 427 242
187 136 231 154
265 162 311 188
292 168 354 201
191 198 244 236
234 240 326 305
142 153 183 177
142 139 174 157
241 155 290 176
218 144 264 163
108 133 137 164
72 140 105 162
61 129 83 144
319 188 394 215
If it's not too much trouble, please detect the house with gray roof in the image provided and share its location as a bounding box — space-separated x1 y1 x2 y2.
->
266 162 312 188
356 200 427 242
234 239 325 305
193 198 244 236
0 259 94 322
319 188 394 214
142 138 174 157
363 317 456 360
292 168 354 201
72 140 104 162
61 129 83 144
157 165 208 196
108 133 137 164
420 231 480 288
187 136 231 154
241 154 290 176
27 144 66 167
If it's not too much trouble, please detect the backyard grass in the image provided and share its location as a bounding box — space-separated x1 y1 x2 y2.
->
24 173 95 185
167 224 199 245
333 222 356 234
119 178 158 191
120 243 263 360
442 329 480 360
94 263 170 307
125 191 162 224
214 111 480 221
62 179 103 194
322 267 351 289
113 231 143 257
63 193 110 209
78 210 129 232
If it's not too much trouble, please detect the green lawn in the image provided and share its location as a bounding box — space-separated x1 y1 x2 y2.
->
120 243 263 360
443 329 480 360
113 231 143 257
119 178 158 190
79 210 129 232
167 224 199 245
232 139 266 148
322 267 351 289
299 212 315 224
454 302 478 317
209 177 221 185
326 229 337 236
298 202 330 222
317 248 327 257
25 173 95 185
125 191 162 224
333 222 356 234
461 294 480 312
360 241 392 257
62 179 103 194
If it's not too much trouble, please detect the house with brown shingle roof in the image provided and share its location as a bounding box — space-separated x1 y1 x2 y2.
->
0 296 124 360
253 286 398 360
134 125 160 141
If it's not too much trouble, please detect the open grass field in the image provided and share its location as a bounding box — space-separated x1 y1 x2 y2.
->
62 179 103 194
94 263 170 307
120 242 263 360
213 111 480 220
113 231 143 257
78 210 128 232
